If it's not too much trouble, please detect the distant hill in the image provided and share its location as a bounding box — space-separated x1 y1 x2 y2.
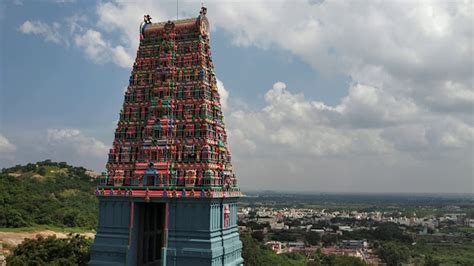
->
0 160 99 229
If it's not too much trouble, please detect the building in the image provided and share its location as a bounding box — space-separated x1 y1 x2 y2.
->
340 240 368 250
338 225 353 232
265 241 283 254
288 241 305 252
256 216 275 225
89 7 243 266
270 221 285 230
466 218 474 228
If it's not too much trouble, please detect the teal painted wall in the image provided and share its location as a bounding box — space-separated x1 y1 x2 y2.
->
89 197 243 266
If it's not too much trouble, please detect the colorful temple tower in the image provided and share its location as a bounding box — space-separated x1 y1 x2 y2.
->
89 7 243 266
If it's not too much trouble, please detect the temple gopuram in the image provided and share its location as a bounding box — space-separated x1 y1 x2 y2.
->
89 7 243 266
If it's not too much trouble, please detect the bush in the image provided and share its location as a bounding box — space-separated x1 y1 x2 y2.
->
377 242 410 266
0 207 31 227
251 230 265 242
311 251 368 266
37 166 47 176
7 234 92 266
305 231 321 245
374 223 411 242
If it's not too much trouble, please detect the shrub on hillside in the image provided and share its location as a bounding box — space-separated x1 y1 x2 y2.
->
7 234 92 266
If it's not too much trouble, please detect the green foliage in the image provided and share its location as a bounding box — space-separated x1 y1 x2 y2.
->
305 231 321 245
310 250 368 266
37 166 47 176
241 233 306 266
246 220 269 230
424 255 441 266
6 234 92 266
377 242 410 266
0 207 31 227
270 230 299 242
332 255 367 266
411 241 474 265
251 230 265 242
339 223 412 243
241 232 369 266
0 161 99 229
321 234 338 247
374 223 411 242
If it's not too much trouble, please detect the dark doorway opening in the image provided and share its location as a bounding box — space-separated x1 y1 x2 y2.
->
145 175 155 186
137 203 165 266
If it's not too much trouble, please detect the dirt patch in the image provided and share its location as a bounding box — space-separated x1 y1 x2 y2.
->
0 230 95 248
31 174 46 181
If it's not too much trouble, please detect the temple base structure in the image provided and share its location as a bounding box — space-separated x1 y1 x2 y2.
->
89 192 243 266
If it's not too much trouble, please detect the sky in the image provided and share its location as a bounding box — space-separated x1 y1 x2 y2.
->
0 0 472 193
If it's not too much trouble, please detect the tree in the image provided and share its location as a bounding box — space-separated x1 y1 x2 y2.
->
322 254 336 265
247 221 265 230
37 166 47 176
305 231 321 245
7 234 92 266
313 220 330 228
24 163 37 172
240 233 306 266
330 225 339 232
284 219 302 229
425 255 441 266
374 223 410 242
0 207 30 227
281 252 305 262
251 230 265 242
241 233 267 266
270 230 298 242
322 234 338 247
333 255 368 266
377 242 410 266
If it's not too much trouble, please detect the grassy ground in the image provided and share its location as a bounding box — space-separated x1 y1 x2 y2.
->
0 225 94 234
412 241 474 265
458 227 474 234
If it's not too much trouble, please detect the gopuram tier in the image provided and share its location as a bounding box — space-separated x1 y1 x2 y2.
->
101 8 240 198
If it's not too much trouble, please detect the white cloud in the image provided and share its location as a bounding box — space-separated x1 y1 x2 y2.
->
0 134 17 165
18 15 131 68
337 84 420 128
54 0 76 3
0 134 16 153
65 14 87 34
224 81 473 192
0 129 109 172
216 79 229 111
12 0 23 6
74 29 133 68
424 81 474 113
230 81 474 156
227 82 395 158
19 20 63 44
47 128 109 158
